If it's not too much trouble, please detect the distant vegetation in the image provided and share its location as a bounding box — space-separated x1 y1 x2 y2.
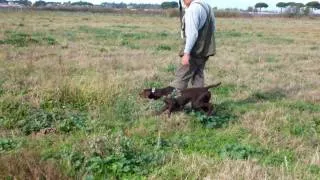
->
0 0 320 18
71 1 93 6
160 1 179 9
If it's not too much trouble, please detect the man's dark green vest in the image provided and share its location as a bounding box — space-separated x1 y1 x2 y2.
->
179 2 216 58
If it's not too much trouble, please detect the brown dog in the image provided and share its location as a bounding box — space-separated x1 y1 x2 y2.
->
156 83 221 117
140 82 221 101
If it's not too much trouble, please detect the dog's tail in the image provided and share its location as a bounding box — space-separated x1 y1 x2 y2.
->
205 82 222 89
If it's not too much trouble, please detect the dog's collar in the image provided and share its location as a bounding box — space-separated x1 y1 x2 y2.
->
151 88 156 94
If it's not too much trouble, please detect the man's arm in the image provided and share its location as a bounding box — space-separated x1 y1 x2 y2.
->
183 4 203 54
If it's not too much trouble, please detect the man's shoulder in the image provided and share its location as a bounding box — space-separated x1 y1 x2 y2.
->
189 0 210 12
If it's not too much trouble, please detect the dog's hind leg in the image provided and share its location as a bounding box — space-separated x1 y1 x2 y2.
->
204 103 214 116
192 91 211 108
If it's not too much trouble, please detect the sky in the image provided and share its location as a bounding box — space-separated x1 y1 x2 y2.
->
32 0 315 10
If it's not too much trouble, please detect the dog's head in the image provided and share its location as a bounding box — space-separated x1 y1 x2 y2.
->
139 88 159 100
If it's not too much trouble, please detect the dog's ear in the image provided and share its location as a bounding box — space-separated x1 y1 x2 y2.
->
148 93 156 99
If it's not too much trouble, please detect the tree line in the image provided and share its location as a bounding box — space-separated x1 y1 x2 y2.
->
255 1 320 12
1 0 180 9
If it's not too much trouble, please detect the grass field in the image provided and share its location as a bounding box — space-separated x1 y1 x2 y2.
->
0 11 320 179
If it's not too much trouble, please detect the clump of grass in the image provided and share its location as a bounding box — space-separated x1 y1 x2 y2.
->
0 80 5 96
0 32 38 47
18 108 56 135
156 44 172 51
58 113 88 133
287 101 320 112
248 90 286 102
187 108 237 129
113 25 140 29
310 46 318 50
42 36 57 45
309 165 320 175
266 55 278 63
261 36 294 45
165 63 177 73
120 39 140 49
219 143 264 160
0 97 30 129
158 31 169 37
79 26 122 40
262 150 296 167
214 84 237 97
216 31 243 38
17 107 88 135
312 117 320 134
0 31 58 47
120 38 130 46
0 138 20 153
48 83 100 109
122 32 147 40
114 95 137 122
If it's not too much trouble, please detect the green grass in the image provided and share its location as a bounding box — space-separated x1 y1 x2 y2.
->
0 31 58 47
0 138 20 153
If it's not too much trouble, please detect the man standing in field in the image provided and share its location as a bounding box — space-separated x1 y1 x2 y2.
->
170 0 216 90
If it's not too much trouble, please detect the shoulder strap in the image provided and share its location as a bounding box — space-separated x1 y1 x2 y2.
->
179 0 183 28
193 1 211 21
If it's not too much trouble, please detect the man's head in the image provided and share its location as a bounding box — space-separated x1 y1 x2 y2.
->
183 0 193 7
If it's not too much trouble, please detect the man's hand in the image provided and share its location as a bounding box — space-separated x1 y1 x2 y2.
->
182 53 190 65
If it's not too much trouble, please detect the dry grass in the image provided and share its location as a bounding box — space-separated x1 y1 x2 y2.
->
0 150 68 180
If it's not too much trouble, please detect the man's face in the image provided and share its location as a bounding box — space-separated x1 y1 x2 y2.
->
183 0 192 7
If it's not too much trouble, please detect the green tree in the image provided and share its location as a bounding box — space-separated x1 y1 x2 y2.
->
255 2 269 12
285 2 296 7
14 0 32 6
71 1 93 6
295 2 305 13
306 1 320 10
161 1 178 9
33 0 46 7
276 2 287 13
